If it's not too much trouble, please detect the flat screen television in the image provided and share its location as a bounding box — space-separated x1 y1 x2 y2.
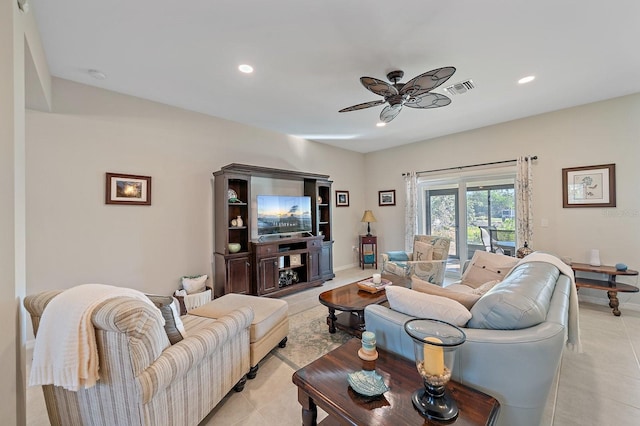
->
256 195 312 236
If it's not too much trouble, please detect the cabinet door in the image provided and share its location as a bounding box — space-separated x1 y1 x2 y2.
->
320 242 335 280
226 256 252 294
258 256 279 295
309 249 321 282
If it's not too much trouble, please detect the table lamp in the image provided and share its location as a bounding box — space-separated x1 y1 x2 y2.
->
361 210 377 237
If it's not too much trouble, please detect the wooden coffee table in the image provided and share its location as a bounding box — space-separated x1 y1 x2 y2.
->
318 274 408 338
292 338 500 426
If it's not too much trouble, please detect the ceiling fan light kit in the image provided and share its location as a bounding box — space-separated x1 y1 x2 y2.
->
339 66 456 123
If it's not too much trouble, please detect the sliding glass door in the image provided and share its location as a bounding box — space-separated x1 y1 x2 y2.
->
466 184 516 256
425 189 459 258
420 173 516 275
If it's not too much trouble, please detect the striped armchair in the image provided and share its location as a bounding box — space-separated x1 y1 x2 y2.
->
24 290 253 426
381 235 451 286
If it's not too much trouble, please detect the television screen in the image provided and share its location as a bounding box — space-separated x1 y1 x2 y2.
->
257 195 312 236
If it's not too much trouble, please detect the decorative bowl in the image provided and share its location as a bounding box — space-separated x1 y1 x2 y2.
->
347 370 389 397
228 243 241 253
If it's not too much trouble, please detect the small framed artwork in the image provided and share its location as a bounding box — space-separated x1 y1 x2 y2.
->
335 190 350 207
378 190 396 206
105 172 152 205
562 164 616 208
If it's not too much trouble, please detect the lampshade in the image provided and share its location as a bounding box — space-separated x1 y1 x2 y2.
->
361 210 377 223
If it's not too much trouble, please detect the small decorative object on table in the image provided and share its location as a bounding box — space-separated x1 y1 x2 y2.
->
404 318 466 421
516 241 534 259
358 331 378 361
616 263 628 271
356 277 392 293
589 249 601 266
347 370 389 397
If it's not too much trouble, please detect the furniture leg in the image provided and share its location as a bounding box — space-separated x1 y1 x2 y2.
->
607 291 621 316
247 365 259 380
233 375 247 392
278 336 288 348
298 388 318 426
326 308 337 333
356 311 366 333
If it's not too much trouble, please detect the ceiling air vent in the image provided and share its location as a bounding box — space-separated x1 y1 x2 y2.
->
443 79 475 96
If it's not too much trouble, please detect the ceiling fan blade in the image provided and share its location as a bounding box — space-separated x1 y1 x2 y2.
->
339 99 386 113
399 67 456 97
360 77 398 97
405 93 452 109
380 104 402 123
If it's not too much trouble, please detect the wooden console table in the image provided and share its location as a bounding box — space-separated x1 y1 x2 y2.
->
571 262 639 316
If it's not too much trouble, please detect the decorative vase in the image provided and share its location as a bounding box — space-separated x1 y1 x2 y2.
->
516 242 534 259
236 216 243 227
228 243 241 253
358 331 378 361
589 249 601 267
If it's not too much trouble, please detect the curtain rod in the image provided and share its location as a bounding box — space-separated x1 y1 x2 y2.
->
402 156 538 176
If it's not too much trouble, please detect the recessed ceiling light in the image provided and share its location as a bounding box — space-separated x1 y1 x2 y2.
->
376 122 386 127
518 75 535 84
238 64 254 74
88 69 107 80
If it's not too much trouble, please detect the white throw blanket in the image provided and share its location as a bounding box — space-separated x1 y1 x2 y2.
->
507 252 583 353
29 284 160 391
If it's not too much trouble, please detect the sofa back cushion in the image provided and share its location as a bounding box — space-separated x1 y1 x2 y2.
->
468 262 560 330
460 250 519 288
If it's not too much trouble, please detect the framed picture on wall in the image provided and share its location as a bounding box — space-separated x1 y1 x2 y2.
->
335 190 349 207
378 190 396 206
105 172 152 205
562 163 616 208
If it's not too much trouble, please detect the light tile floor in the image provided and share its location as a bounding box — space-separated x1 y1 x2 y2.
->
27 267 640 425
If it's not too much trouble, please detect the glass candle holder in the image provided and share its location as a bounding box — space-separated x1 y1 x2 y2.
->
404 318 466 421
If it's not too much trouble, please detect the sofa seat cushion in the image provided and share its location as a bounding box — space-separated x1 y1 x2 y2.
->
386 286 472 327
468 262 560 330
189 294 288 343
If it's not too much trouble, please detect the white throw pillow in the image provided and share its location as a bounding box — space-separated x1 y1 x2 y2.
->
181 274 208 294
170 297 187 338
413 241 434 261
411 276 481 310
460 251 518 288
386 286 472 327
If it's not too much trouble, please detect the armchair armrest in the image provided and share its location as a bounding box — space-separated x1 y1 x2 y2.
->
382 259 448 286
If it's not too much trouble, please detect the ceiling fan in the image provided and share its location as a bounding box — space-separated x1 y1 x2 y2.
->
339 67 456 123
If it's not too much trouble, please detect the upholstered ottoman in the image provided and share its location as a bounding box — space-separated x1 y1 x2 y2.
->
188 294 289 378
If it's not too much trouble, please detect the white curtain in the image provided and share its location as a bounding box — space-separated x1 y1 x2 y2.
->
404 172 418 252
516 156 533 249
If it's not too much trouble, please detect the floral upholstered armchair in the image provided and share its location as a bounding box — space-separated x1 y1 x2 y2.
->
381 235 451 286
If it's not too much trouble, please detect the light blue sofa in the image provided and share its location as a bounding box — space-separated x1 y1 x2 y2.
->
365 261 571 426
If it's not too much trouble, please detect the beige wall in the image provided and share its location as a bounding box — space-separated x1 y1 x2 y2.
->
26 79 366 303
365 93 640 307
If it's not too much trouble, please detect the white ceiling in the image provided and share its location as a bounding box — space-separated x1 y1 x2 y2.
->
30 0 640 153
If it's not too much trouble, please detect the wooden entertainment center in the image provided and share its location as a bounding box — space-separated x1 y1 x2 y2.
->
213 163 334 298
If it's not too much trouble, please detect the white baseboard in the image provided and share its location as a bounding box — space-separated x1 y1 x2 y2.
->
333 263 358 272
